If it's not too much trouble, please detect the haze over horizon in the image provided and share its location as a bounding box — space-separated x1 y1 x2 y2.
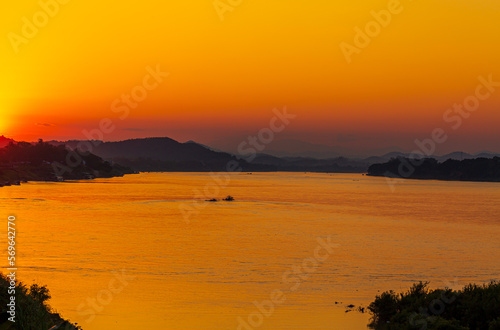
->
2 1 500 155
1 134 498 160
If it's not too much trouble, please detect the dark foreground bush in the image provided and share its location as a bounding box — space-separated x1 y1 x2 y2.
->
0 273 80 329
368 281 500 330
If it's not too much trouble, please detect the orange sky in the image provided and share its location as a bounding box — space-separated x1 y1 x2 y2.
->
1 0 500 154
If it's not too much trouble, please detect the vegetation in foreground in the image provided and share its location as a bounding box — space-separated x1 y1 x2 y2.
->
368 281 500 330
0 273 80 329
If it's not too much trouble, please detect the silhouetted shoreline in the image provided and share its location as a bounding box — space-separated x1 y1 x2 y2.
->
3 139 500 183
368 157 500 182
0 140 134 187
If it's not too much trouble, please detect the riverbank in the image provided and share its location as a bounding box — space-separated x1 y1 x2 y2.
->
368 157 500 182
0 163 135 187
0 141 135 187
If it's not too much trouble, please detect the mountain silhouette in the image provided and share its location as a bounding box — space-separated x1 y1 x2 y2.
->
0 136 495 174
0 135 15 149
49 137 274 172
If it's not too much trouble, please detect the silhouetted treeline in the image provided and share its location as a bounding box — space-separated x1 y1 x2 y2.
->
368 281 500 329
367 157 500 182
0 140 133 183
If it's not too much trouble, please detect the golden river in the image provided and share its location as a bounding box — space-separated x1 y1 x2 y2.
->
1 172 499 329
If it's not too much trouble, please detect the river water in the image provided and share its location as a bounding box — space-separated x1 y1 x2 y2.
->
1 172 499 329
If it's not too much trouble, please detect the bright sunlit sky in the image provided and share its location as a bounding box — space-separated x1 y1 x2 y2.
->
1 0 499 154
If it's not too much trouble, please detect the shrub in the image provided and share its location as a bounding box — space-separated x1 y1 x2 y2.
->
368 281 500 330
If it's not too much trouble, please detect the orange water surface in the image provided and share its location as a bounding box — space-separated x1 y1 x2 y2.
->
1 172 499 329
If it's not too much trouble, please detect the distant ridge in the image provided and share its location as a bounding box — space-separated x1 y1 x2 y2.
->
71 137 234 162
0 135 15 149
183 140 222 152
49 137 275 172
34 136 500 173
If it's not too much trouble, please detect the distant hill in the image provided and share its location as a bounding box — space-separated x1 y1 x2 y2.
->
0 135 15 149
50 137 275 172
474 151 500 159
208 137 500 160
87 137 231 162
50 137 231 161
49 138 367 172
184 140 222 152
42 137 500 174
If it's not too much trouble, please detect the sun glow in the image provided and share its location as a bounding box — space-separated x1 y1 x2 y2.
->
0 1 499 151
0 107 11 133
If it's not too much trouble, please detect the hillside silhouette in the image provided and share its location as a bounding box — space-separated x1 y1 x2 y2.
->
49 138 367 172
0 140 133 184
50 137 275 172
46 137 500 174
0 135 15 149
0 136 495 175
